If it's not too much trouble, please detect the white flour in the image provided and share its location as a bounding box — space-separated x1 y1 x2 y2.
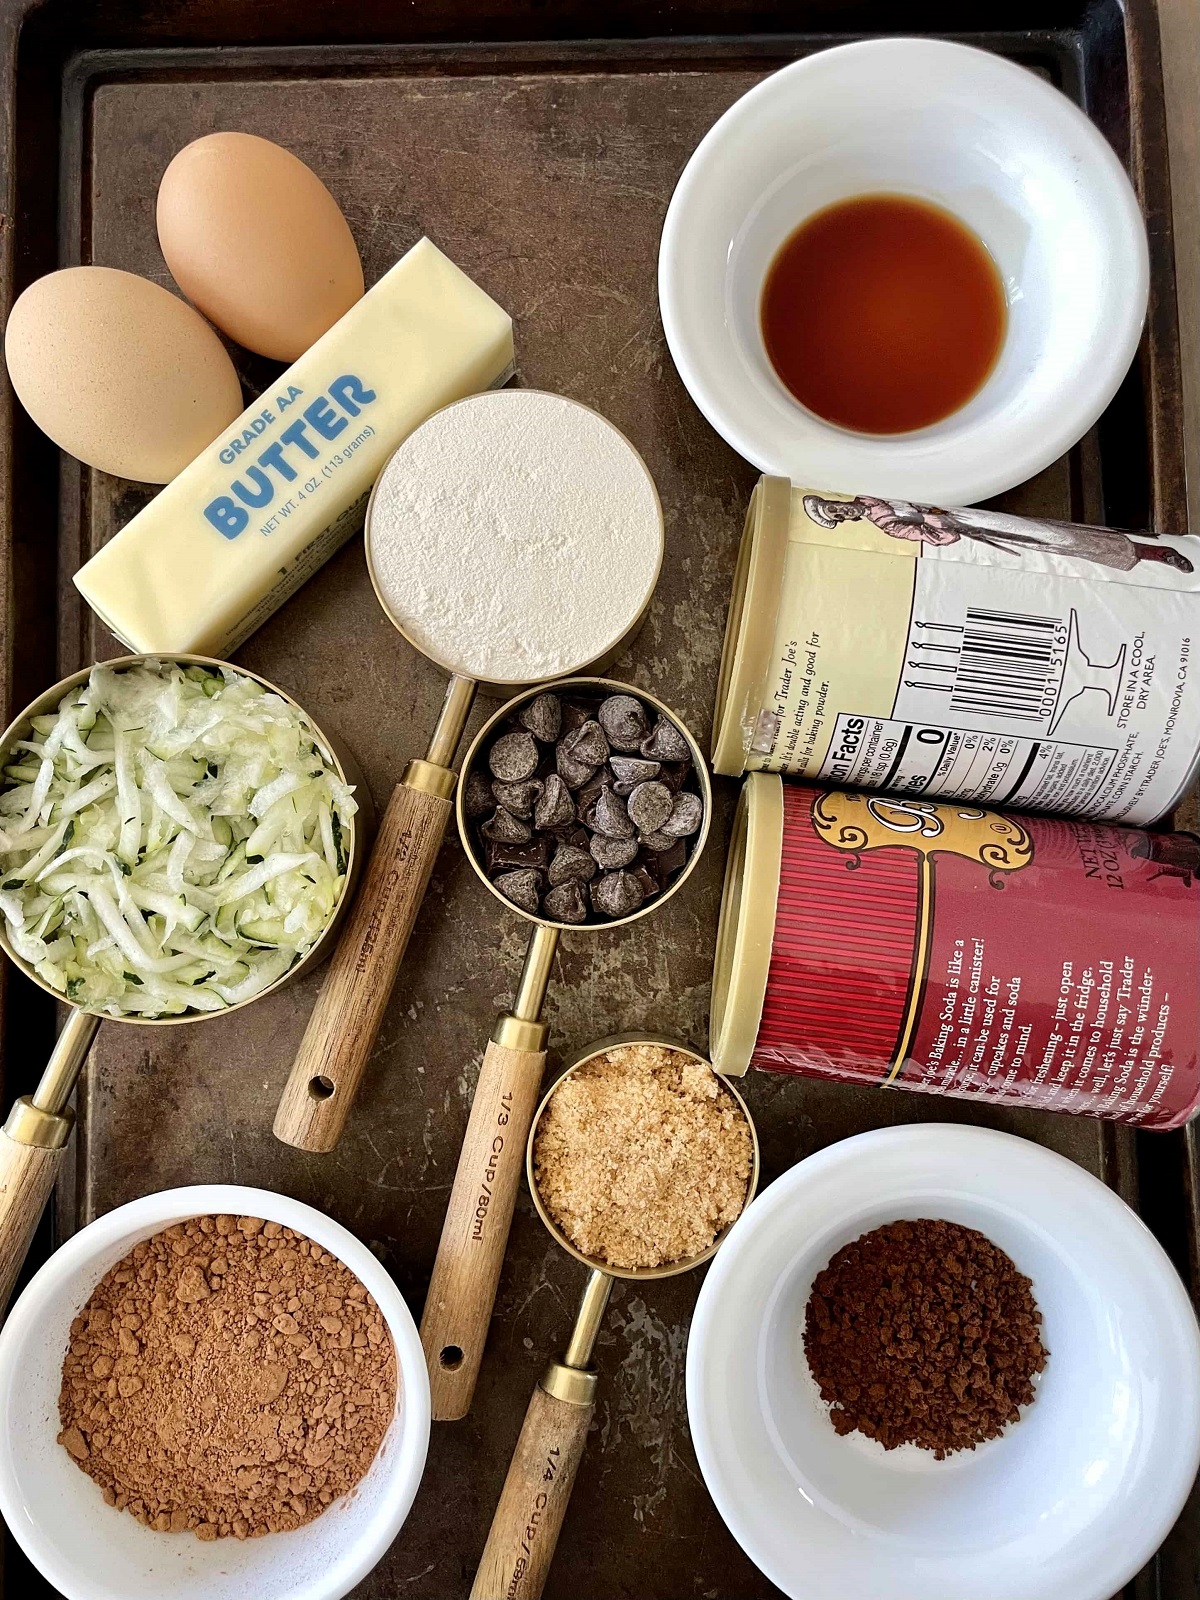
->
366 390 663 681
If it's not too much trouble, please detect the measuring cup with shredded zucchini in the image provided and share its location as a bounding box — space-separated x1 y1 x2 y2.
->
0 659 357 1018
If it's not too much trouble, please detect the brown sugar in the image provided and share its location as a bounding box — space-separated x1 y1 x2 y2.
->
531 1044 754 1270
803 1218 1048 1458
57 1215 397 1539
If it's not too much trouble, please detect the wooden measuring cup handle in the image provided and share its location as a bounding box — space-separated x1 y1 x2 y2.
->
470 1379 594 1600
0 1105 74 1316
273 769 453 1152
421 1034 547 1419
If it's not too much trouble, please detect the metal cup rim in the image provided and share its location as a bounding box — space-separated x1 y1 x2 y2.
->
0 653 367 1026
455 677 713 932
524 1034 761 1281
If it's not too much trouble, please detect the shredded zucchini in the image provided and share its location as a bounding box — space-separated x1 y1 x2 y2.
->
0 660 356 1017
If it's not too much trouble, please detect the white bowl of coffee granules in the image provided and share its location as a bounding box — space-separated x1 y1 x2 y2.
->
0 1185 430 1600
686 1124 1200 1600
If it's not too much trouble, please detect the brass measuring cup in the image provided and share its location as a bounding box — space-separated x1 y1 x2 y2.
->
0 654 369 1314
272 390 663 1154
419 681 712 1420
470 1038 759 1600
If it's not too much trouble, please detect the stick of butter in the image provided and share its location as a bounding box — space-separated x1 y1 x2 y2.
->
75 237 514 656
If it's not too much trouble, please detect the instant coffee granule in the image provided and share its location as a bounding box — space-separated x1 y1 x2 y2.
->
803 1218 1047 1458
532 1044 753 1270
57 1216 397 1539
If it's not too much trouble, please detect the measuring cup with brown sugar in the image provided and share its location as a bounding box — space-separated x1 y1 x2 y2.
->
470 1038 758 1600
419 683 712 1421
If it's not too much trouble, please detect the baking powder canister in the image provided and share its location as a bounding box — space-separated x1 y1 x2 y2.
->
710 777 1200 1129
712 479 1200 825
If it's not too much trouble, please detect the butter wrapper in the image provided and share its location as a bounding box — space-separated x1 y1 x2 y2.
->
75 238 515 656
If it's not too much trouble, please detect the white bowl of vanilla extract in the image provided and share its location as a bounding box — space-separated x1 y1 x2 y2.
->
658 37 1150 506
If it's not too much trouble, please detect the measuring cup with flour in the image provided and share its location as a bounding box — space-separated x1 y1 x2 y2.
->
273 391 664 1152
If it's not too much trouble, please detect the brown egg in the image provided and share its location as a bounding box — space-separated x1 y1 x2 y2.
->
3 266 244 483
157 132 365 362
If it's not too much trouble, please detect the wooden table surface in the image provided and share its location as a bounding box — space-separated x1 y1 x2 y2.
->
1160 0 1198 523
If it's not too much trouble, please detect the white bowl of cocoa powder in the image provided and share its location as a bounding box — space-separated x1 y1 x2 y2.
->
0 1184 430 1600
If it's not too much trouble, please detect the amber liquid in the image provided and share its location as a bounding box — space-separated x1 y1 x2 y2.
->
760 194 1007 435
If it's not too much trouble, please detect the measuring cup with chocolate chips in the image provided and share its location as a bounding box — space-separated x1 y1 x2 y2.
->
419 680 710 1421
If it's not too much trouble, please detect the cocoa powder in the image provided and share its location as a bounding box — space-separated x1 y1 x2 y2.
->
57 1215 397 1539
803 1218 1047 1458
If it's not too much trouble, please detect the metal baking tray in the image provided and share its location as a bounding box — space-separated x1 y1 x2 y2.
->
0 1 1192 1595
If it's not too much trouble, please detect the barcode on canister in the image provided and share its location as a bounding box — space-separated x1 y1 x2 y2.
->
948 607 1065 723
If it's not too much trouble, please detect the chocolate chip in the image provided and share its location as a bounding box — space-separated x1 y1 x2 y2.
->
638 829 678 853
548 844 597 886
556 747 597 790
626 780 673 833
610 755 661 794
591 789 634 839
482 808 531 845
463 769 495 819
592 870 645 919
492 778 542 818
590 834 639 870
560 720 609 769
640 718 690 763
661 791 703 837
486 836 551 876
519 693 562 743
489 730 539 782
494 869 542 916
543 881 588 925
533 773 575 830
598 694 649 753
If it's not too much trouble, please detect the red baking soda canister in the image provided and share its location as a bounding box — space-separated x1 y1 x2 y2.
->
709 777 1200 1128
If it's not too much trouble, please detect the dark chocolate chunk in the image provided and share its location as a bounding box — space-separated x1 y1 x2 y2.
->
482 807 532 845
610 755 661 794
548 843 597 886
486 836 552 876
489 730 539 782
638 829 678 853
519 693 562 743
640 717 691 763
592 869 645 919
576 766 614 816
590 834 639 870
556 746 597 790
653 838 689 880
661 790 703 837
560 700 593 735
492 778 542 818
543 881 589 925
598 694 649 753
560 719 609 769
463 769 495 819
630 864 660 902
658 761 691 793
533 772 575 830
591 789 634 839
626 780 673 833
494 869 542 916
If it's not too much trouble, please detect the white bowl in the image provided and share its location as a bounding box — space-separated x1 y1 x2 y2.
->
658 38 1150 504
686 1125 1200 1600
0 1185 431 1600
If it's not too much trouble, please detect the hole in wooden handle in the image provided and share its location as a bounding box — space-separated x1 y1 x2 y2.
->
308 1076 336 1100
439 1345 465 1371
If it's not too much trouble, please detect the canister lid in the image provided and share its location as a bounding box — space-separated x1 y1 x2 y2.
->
711 476 791 777
709 773 783 1076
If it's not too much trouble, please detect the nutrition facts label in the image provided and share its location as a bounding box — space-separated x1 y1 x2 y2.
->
817 712 1119 812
